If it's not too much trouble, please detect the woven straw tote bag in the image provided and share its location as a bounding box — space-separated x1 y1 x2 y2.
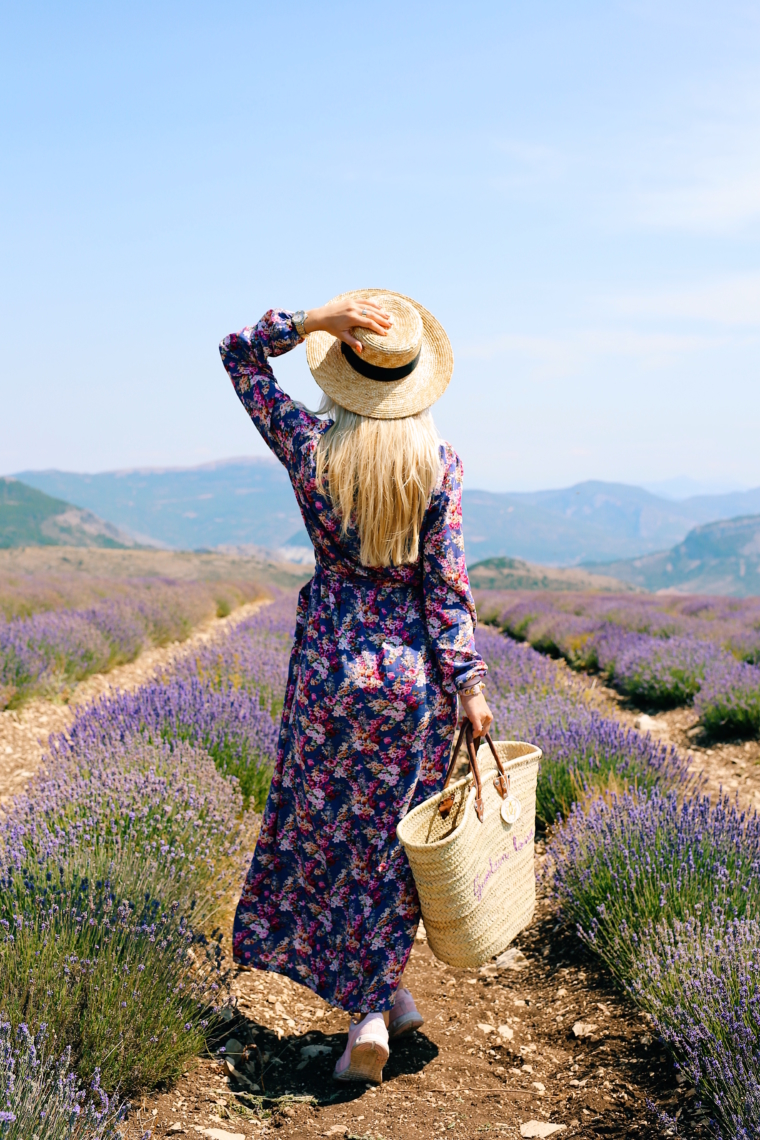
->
397 719 541 968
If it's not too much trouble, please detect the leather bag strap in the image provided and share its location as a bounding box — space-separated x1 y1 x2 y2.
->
441 718 511 823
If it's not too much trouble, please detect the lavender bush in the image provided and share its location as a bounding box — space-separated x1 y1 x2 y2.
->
177 597 294 720
695 657 760 740
0 595 294 1098
545 786 760 1130
0 732 256 1093
476 589 760 651
0 1022 127 1139
54 676 280 810
546 787 760 979
595 631 731 708
631 919 760 1139
475 627 691 824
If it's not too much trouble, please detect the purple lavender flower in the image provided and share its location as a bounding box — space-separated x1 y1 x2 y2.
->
545 786 760 978
0 598 297 1093
695 657 760 739
0 1021 125 1138
632 918 760 1139
0 577 268 709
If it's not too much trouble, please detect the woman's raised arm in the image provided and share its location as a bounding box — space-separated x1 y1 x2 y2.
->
219 309 314 470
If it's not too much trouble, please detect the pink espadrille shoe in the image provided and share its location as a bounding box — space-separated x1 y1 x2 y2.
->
333 1012 389 1085
388 987 424 1040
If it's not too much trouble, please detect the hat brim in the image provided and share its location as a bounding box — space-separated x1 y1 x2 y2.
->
305 289 453 419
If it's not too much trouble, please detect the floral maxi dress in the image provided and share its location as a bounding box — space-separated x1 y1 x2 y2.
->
220 311 487 1013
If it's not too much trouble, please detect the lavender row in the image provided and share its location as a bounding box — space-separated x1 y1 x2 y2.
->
0 576 265 709
0 567 267 623
546 782 760 1135
0 730 252 1098
474 627 692 824
481 615 760 1131
476 589 760 738
0 599 296 1117
476 588 760 660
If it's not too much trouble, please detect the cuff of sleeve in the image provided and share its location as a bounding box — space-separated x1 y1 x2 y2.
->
455 666 488 694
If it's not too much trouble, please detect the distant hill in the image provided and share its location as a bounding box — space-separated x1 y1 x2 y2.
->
468 556 635 593
462 481 760 565
585 514 760 596
17 459 309 552
0 479 137 549
16 462 760 566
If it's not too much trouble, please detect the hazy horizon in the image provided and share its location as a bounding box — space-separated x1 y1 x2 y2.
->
8 457 755 503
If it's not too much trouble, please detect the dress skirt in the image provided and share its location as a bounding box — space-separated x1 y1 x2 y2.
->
232 565 457 1012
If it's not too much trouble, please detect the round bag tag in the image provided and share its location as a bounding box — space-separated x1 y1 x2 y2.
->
501 795 522 826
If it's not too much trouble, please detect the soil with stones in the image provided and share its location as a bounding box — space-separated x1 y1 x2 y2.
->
124 885 704 1140
596 680 760 809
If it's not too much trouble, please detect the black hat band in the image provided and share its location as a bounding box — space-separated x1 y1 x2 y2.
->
341 341 421 382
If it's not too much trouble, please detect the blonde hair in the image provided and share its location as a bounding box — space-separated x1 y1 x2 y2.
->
314 398 442 567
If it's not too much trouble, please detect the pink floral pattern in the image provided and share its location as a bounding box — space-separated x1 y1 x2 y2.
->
220 311 486 1012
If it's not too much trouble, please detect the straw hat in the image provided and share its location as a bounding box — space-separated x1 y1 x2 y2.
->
305 288 453 419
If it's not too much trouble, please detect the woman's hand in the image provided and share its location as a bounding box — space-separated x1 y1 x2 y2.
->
303 297 392 351
459 691 494 738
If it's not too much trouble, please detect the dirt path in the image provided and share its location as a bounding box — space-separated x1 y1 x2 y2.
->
0 599 267 800
596 682 760 809
126 882 701 1140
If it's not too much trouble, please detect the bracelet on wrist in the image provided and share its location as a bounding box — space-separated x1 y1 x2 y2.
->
292 310 308 338
458 682 486 698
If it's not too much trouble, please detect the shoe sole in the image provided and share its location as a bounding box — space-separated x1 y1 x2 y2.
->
388 1012 425 1040
333 1040 388 1085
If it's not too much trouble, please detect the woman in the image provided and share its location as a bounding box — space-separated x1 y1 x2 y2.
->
220 289 493 1085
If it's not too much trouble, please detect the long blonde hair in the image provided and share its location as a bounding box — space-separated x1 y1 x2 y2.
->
314 398 442 567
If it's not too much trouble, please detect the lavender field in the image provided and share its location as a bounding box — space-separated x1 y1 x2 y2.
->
0 597 293 1132
476 589 760 740
2 588 760 1136
474 625 693 824
0 574 266 709
474 620 760 1136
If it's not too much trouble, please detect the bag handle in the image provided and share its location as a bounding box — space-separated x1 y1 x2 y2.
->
439 718 511 824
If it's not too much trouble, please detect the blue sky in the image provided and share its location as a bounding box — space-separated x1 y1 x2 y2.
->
2 0 759 493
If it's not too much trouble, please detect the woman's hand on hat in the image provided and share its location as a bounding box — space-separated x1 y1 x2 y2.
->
303 298 392 351
459 691 493 738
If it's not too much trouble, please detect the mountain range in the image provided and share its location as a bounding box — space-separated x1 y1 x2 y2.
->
17 461 760 566
462 482 760 565
8 463 760 595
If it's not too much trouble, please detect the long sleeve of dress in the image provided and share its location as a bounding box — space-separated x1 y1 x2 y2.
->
422 447 488 695
219 309 318 471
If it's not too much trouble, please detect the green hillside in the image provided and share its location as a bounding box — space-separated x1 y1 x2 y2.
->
468 555 635 593
585 514 760 596
0 479 133 549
